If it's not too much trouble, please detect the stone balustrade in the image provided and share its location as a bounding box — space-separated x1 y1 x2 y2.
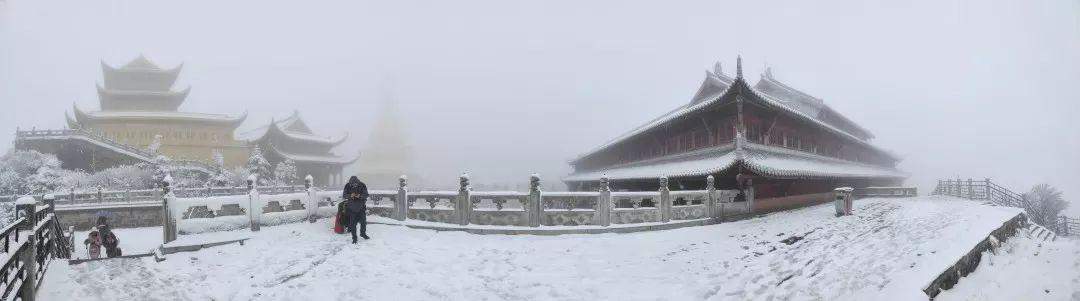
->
148 173 756 238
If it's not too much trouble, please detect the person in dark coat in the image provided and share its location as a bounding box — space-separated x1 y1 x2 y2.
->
96 216 121 257
342 176 370 243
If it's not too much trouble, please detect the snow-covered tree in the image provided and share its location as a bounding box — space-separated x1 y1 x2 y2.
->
208 150 234 186
1021 184 1068 229
0 149 68 194
245 146 272 185
141 154 173 187
273 159 298 185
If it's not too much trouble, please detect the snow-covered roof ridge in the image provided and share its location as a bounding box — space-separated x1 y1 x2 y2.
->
235 114 347 146
71 103 247 126
566 131 905 183
267 144 358 164
739 79 899 160
570 80 735 164
753 70 874 139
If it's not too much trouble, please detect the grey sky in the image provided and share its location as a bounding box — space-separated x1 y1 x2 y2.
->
2 0 1078 212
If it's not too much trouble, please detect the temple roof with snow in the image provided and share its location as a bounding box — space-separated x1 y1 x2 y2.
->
237 110 355 165
566 59 904 183
67 55 247 129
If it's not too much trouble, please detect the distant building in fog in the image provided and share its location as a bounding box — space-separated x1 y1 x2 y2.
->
354 99 418 189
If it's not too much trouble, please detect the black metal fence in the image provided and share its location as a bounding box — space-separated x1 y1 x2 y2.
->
0 197 72 300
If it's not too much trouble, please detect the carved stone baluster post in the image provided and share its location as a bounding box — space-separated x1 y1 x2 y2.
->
595 175 612 226
395 176 408 221
247 175 261 231
527 174 542 227
161 176 177 243
15 197 37 301
745 178 755 214
659 177 672 223
305 175 317 223
705 175 717 220
456 174 472 226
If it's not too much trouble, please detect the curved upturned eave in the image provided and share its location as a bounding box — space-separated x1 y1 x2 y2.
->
65 112 81 129
264 120 348 146
268 144 358 165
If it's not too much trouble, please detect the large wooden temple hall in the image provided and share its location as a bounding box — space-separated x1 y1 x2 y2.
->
564 57 906 211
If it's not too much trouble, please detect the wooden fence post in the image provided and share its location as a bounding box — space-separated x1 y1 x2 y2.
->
395 176 408 221
16 197 37 301
659 177 672 223
527 174 542 227
596 175 612 226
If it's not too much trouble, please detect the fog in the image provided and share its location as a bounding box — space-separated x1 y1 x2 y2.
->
1 1 1078 211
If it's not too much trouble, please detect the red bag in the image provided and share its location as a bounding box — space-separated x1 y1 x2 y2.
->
333 212 345 234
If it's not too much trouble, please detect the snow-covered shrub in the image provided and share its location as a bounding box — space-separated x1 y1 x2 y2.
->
0 149 68 194
1021 184 1068 229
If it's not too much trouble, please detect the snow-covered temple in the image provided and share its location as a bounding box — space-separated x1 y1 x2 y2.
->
65 55 250 168
236 111 356 186
564 58 906 201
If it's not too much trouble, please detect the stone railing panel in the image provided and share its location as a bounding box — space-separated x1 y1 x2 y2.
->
367 190 398 219
612 208 660 224
671 205 708 220
543 210 596 226
611 191 659 209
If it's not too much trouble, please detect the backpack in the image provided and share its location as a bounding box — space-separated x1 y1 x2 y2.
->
103 231 118 247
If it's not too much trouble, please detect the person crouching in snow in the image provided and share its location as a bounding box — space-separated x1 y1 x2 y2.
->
342 176 370 243
84 227 102 259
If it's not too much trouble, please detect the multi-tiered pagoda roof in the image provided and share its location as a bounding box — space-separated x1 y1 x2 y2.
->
67 55 246 128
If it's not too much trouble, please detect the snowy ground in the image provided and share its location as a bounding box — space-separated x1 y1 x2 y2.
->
40 196 1026 300
937 232 1080 300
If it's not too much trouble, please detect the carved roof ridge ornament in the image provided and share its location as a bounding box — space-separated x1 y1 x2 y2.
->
736 55 743 79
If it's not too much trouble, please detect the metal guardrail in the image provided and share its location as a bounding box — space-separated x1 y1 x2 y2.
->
0 198 71 300
933 178 1077 236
